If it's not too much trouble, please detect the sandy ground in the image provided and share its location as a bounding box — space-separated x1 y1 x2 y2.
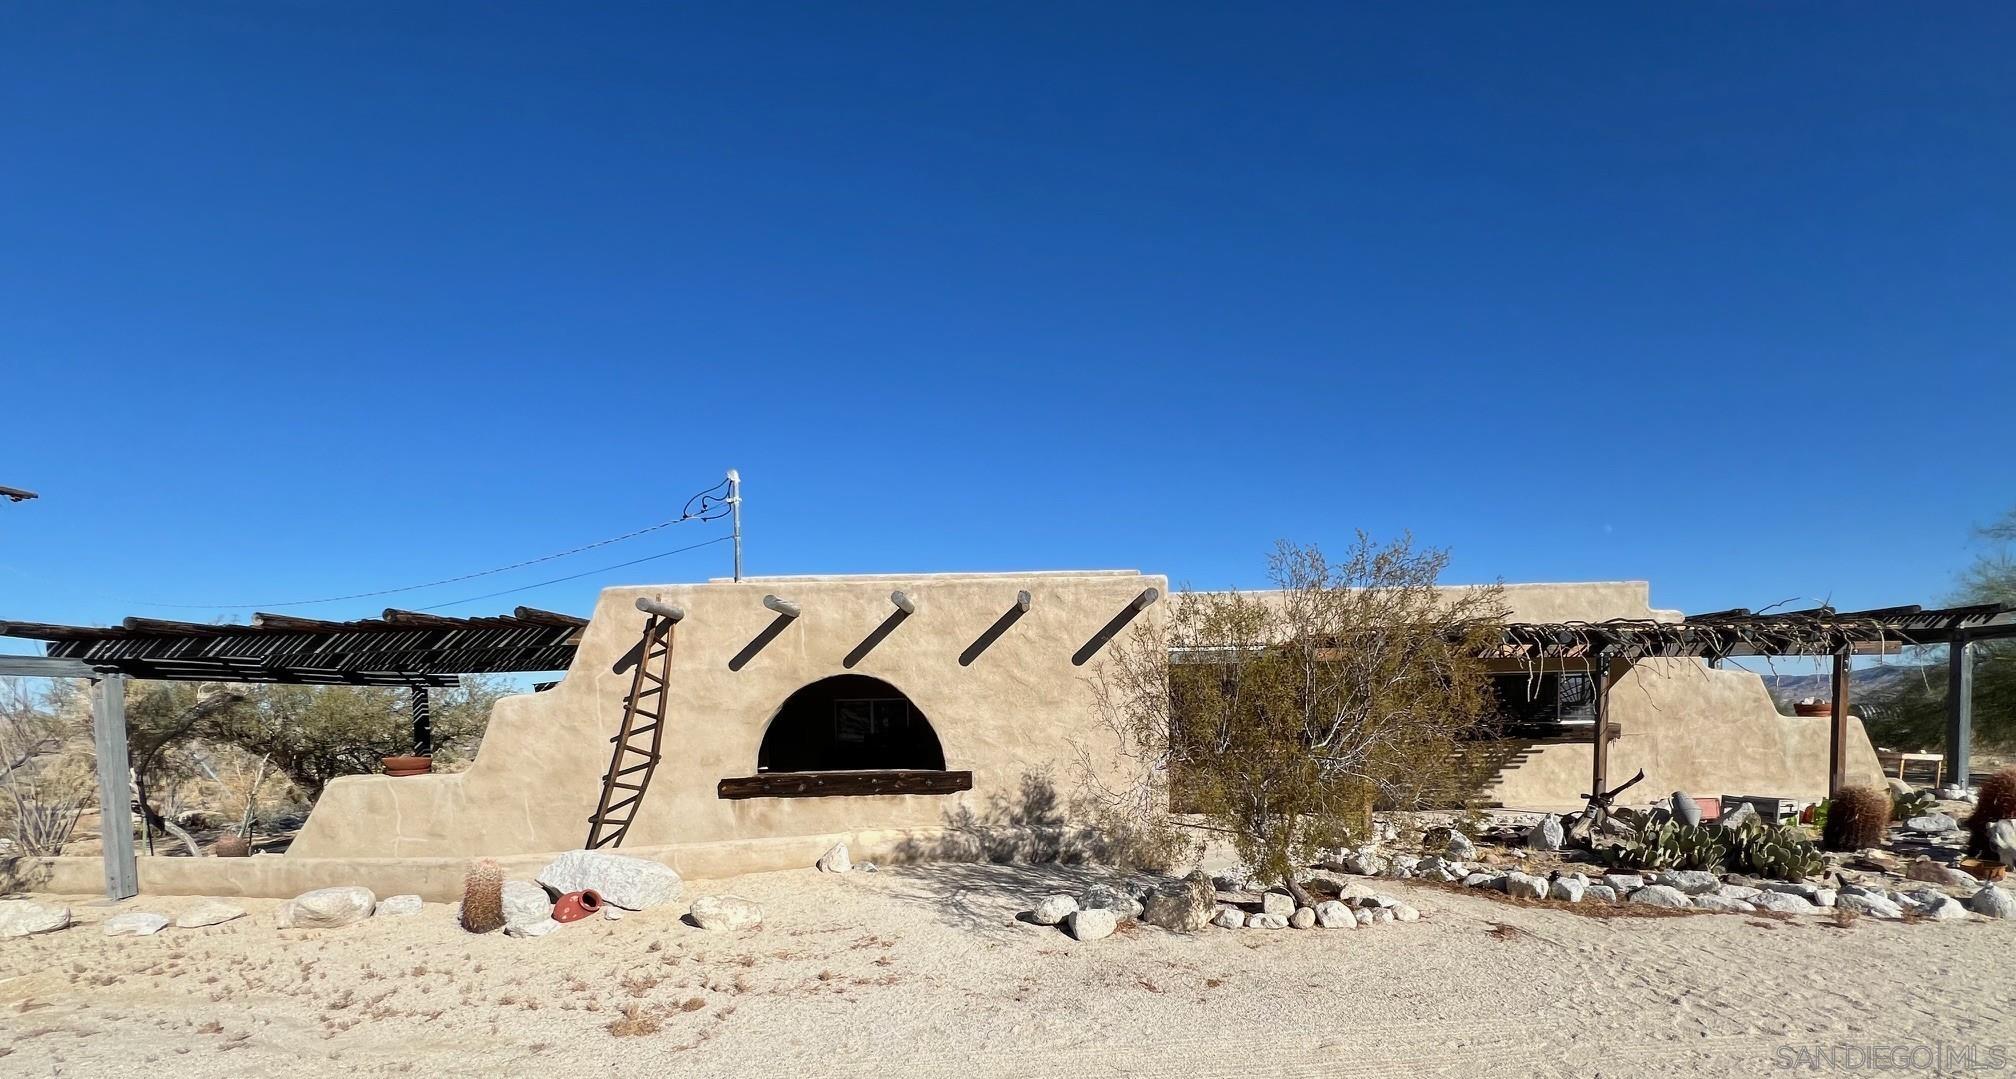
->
4 864 2014 1079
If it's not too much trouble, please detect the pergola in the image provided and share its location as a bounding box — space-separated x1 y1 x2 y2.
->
0 607 585 899
1484 602 2014 804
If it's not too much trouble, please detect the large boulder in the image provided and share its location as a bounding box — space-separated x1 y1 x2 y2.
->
1142 871 1217 933
1260 891 1295 917
688 895 763 931
276 887 375 929
173 900 246 928
537 850 683 910
503 879 553 933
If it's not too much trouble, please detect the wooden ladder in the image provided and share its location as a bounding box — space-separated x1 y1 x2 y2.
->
585 612 676 849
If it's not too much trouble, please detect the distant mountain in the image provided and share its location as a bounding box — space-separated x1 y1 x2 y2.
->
1758 665 1937 711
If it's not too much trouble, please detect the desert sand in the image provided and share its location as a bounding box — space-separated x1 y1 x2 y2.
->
4 863 2013 1078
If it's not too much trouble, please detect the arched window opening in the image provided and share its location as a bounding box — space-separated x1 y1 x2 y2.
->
756 674 946 774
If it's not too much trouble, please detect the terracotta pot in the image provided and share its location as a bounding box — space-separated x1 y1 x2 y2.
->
212 834 250 858
1794 702 1832 717
381 755 433 777
552 889 603 923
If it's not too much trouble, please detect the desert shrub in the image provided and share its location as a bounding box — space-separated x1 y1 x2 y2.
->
1821 785 1890 851
1968 765 2016 859
460 858 505 933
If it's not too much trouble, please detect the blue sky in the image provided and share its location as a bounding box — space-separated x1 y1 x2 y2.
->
3 4 2011 650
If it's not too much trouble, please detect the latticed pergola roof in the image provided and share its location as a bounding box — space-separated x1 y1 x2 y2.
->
1488 602 2015 663
0 607 586 685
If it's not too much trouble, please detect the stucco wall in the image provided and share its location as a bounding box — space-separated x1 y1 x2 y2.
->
292 571 1165 859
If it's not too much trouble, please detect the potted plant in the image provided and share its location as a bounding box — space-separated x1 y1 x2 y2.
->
1793 696 1832 717
381 754 433 776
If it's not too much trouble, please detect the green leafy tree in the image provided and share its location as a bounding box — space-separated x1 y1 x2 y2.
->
1089 537 1509 902
207 676 509 798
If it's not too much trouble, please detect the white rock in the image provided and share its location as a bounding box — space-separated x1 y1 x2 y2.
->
1211 907 1245 929
276 886 375 929
1353 908 1374 926
506 917 562 938
1719 802 1759 831
1671 791 1702 827
1067 908 1118 940
1032 894 1078 926
1691 895 1755 913
1414 855 1466 882
1289 906 1316 929
1525 816 1565 850
1750 890 1817 914
1341 850 1388 876
1627 885 1692 909
1916 893 1972 922
173 900 246 928
603 905 626 921
1602 873 1646 892
1966 886 2016 919
1715 884 1763 901
1549 875 1588 903
1260 891 1295 917
1983 820 2016 868
0 900 70 939
816 842 852 873
688 894 763 931
103 912 168 937
1369 907 1396 924
1391 903 1420 923
1655 870 1720 895
375 895 424 917
1246 912 1289 929
503 879 553 933
1585 884 1618 904
1314 900 1353 928
1811 888 1838 908
536 849 683 911
1502 872 1548 900
1444 831 1478 860
1462 872 1499 888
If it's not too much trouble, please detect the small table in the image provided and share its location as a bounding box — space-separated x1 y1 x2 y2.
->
1876 750 1944 788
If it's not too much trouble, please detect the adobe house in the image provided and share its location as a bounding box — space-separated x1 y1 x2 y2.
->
8 571 2006 899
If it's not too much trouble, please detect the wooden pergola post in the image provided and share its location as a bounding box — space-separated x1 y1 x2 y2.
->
410 685 432 756
1588 647 1612 799
1828 650 1851 798
1945 632 1973 790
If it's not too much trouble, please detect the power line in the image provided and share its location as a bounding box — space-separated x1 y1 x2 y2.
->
412 535 733 612
139 476 736 609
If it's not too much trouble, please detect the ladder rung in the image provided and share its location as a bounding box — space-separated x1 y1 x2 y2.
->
602 794 641 814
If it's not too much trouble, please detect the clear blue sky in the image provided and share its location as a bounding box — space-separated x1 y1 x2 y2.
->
3 4 2011 646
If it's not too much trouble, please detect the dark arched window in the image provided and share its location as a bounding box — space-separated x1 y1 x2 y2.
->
756 674 946 773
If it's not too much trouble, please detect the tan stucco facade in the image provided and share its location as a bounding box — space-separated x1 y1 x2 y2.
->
260 574 1883 879
292 571 1164 861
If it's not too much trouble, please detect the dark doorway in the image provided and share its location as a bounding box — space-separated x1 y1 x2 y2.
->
756 674 947 773
1490 672 1597 736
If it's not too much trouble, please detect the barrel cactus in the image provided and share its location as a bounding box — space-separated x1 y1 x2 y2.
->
1821 785 1890 852
460 858 506 933
1968 765 2016 860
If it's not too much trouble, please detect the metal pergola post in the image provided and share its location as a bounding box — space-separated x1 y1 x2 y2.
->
1945 632 1973 789
89 673 138 900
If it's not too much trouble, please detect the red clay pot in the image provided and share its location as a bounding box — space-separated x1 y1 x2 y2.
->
381 755 433 777
1794 702 1832 717
552 889 603 923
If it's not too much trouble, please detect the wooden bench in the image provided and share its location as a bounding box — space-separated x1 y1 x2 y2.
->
1876 750 1944 788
